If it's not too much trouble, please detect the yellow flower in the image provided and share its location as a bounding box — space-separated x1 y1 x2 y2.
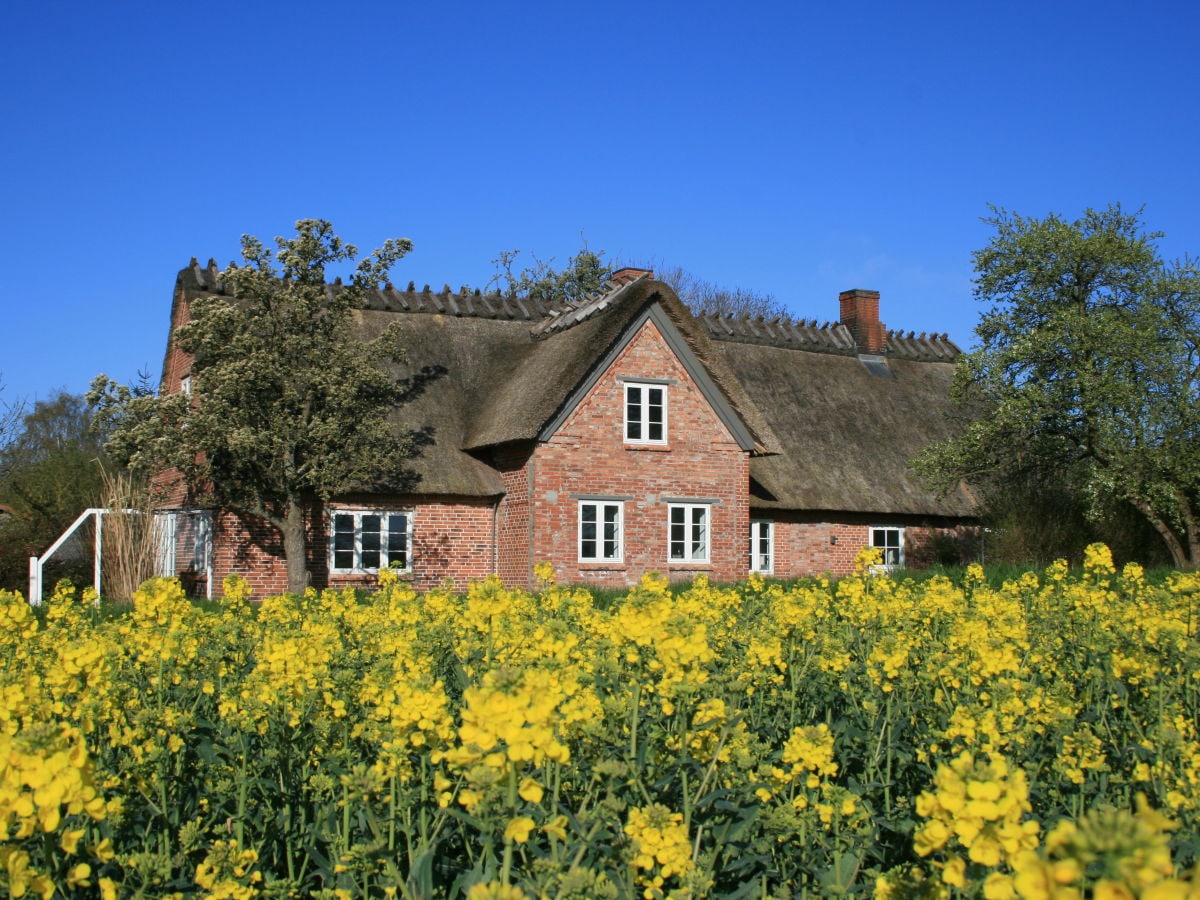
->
504 816 535 844
60 828 85 854
542 815 569 841
518 777 544 804
942 856 966 887
467 881 529 899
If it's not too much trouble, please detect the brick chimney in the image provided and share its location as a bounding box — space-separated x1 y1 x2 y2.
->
609 267 654 286
839 289 887 354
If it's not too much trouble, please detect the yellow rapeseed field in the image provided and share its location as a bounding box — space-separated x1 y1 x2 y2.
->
1 545 1198 898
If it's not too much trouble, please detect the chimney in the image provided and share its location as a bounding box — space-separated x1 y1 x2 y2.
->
609 267 654 286
839 289 887 354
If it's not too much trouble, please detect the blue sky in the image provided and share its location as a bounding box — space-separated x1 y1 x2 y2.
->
2 0 1197 406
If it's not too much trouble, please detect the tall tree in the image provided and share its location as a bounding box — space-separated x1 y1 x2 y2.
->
0 391 109 591
915 205 1200 568
0 375 22 452
91 219 420 593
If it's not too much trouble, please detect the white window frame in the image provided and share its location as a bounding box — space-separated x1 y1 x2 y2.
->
668 503 710 564
624 381 668 444
330 508 413 574
180 375 192 396
578 500 624 563
870 526 904 569
750 519 773 574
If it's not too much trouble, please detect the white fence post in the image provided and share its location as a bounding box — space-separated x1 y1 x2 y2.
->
28 556 40 607
94 510 103 601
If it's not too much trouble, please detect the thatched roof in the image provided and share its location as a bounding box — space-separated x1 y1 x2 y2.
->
707 334 975 517
171 260 975 517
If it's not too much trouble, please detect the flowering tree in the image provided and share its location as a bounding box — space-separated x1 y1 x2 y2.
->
917 205 1200 568
91 219 421 594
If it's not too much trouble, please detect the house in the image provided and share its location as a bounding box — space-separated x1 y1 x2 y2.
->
157 261 977 595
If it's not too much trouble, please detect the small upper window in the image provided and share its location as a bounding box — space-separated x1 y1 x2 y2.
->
624 382 667 444
180 375 192 396
870 526 903 569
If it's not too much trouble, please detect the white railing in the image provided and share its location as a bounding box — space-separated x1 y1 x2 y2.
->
27 508 213 605
29 508 109 605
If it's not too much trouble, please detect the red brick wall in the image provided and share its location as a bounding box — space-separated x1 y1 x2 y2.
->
527 320 750 588
765 511 977 578
154 285 196 508
199 495 498 598
493 446 533 587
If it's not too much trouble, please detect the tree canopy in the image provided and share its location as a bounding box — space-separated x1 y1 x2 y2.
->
488 245 790 320
0 391 110 591
916 205 1200 568
648 263 790 320
91 219 421 593
487 246 612 305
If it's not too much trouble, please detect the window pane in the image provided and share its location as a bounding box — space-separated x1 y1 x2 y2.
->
752 521 772 572
626 386 642 440
333 514 354 569
602 505 620 559
334 515 354 550
581 504 597 559
669 507 686 559
871 528 901 566
360 515 381 569
647 387 664 441
691 507 707 559
386 514 408 568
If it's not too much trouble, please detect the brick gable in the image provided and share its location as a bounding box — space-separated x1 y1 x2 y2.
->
527 318 750 586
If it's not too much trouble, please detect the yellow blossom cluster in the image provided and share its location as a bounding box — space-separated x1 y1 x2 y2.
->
624 804 693 898
0 724 116 899
914 751 1040 873
194 840 262 900
0 545 1195 897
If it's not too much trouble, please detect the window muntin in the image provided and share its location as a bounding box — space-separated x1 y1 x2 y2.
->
331 510 411 573
579 501 623 562
750 519 773 574
624 382 666 444
669 503 710 563
871 526 903 568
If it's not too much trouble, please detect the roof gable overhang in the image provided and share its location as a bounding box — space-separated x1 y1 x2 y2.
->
537 302 759 452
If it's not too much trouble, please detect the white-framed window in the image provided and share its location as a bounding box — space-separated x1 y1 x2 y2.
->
871 526 904 568
624 381 667 444
330 509 412 573
750 519 773 573
180 375 192 396
579 500 623 562
669 503 710 563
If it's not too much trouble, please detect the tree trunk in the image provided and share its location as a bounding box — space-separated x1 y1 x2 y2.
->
1127 493 1196 570
281 498 311 594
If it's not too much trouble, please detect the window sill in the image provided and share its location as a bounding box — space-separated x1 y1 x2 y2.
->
578 562 627 570
625 443 671 452
330 569 412 577
667 562 713 570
